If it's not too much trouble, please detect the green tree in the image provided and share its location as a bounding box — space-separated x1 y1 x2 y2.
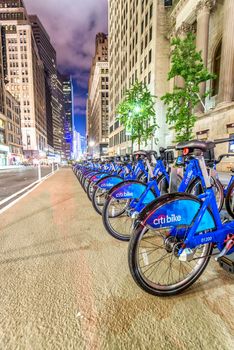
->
116 80 158 150
161 32 216 142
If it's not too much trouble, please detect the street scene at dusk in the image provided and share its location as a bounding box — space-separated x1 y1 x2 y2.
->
0 0 234 349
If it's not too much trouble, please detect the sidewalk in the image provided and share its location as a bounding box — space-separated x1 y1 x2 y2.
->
0 169 233 349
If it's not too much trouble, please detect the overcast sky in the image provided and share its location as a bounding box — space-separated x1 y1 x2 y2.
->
24 0 108 136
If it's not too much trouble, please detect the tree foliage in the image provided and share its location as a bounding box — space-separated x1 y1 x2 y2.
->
161 33 216 142
116 80 158 149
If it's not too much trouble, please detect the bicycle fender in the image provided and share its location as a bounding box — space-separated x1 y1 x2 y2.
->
109 180 155 204
90 172 109 183
140 193 216 233
96 175 123 190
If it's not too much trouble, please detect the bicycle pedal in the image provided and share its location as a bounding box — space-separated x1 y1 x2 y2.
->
218 257 234 274
215 236 234 260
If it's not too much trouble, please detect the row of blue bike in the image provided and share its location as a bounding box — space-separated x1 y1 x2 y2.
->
73 138 234 296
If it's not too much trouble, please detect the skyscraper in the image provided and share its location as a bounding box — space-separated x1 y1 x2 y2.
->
108 0 170 155
29 15 64 157
87 32 109 157
61 75 74 159
57 70 66 160
0 0 47 158
0 22 22 166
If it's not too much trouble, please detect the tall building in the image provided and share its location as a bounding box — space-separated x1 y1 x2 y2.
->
56 71 66 160
0 0 47 158
73 129 82 161
0 22 22 165
29 15 65 158
168 0 234 170
62 75 74 159
0 23 7 166
108 0 170 155
87 32 109 157
29 15 55 152
6 90 22 164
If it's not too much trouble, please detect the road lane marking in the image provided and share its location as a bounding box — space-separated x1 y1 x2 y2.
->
0 170 59 215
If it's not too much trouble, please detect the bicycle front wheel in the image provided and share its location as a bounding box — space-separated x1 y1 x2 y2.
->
187 176 224 211
103 196 133 241
128 224 213 296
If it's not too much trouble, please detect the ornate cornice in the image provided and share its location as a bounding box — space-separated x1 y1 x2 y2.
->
196 0 216 15
176 21 196 36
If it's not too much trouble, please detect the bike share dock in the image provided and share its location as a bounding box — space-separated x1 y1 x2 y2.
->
0 168 233 349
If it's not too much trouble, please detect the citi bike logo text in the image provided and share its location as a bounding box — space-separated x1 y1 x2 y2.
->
101 182 113 187
153 214 182 225
184 170 193 185
115 191 133 198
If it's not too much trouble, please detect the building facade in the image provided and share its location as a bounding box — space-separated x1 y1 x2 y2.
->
0 22 22 166
73 129 82 161
55 71 66 160
6 90 22 163
108 0 170 155
169 0 234 169
87 33 109 158
62 75 74 159
29 15 56 152
0 0 47 159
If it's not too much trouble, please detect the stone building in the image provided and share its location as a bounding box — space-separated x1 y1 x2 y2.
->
87 33 109 158
0 0 47 159
5 90 23 164
108 0 170 156
168 0 234 169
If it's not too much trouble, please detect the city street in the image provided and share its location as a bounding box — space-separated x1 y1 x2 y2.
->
0 166 54 201
0 169 233 349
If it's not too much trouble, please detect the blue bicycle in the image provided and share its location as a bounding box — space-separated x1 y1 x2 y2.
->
102 146 223 241
128 140 234 296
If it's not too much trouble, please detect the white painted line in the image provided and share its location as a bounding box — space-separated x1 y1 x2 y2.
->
0 169 58 206
0 170 59 215
0 180 39 206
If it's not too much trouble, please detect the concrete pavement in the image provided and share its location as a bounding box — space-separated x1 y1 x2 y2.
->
0 169 233 349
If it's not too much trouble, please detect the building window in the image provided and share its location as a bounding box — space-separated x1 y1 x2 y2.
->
145 12 148 27
212 41 222 96
229 133 234 153
149 26 152 41
149 49 152 64
150 3 153 18
148 71 151 84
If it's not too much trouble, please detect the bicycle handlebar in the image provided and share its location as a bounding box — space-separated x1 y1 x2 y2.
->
214 137 234 145
215 153 234 164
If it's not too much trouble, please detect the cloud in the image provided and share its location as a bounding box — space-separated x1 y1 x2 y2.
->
24 0 108 72
24 0 108 134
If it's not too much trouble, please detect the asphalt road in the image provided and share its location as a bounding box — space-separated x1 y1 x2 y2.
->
0 169 233 349
0 166 54 201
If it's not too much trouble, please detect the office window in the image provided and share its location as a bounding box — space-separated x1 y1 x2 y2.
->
148 71 151 84
149 49 152 64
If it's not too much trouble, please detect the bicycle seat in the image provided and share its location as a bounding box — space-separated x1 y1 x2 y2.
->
176 140 215 153
133 150 147 156
149 150 158 157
